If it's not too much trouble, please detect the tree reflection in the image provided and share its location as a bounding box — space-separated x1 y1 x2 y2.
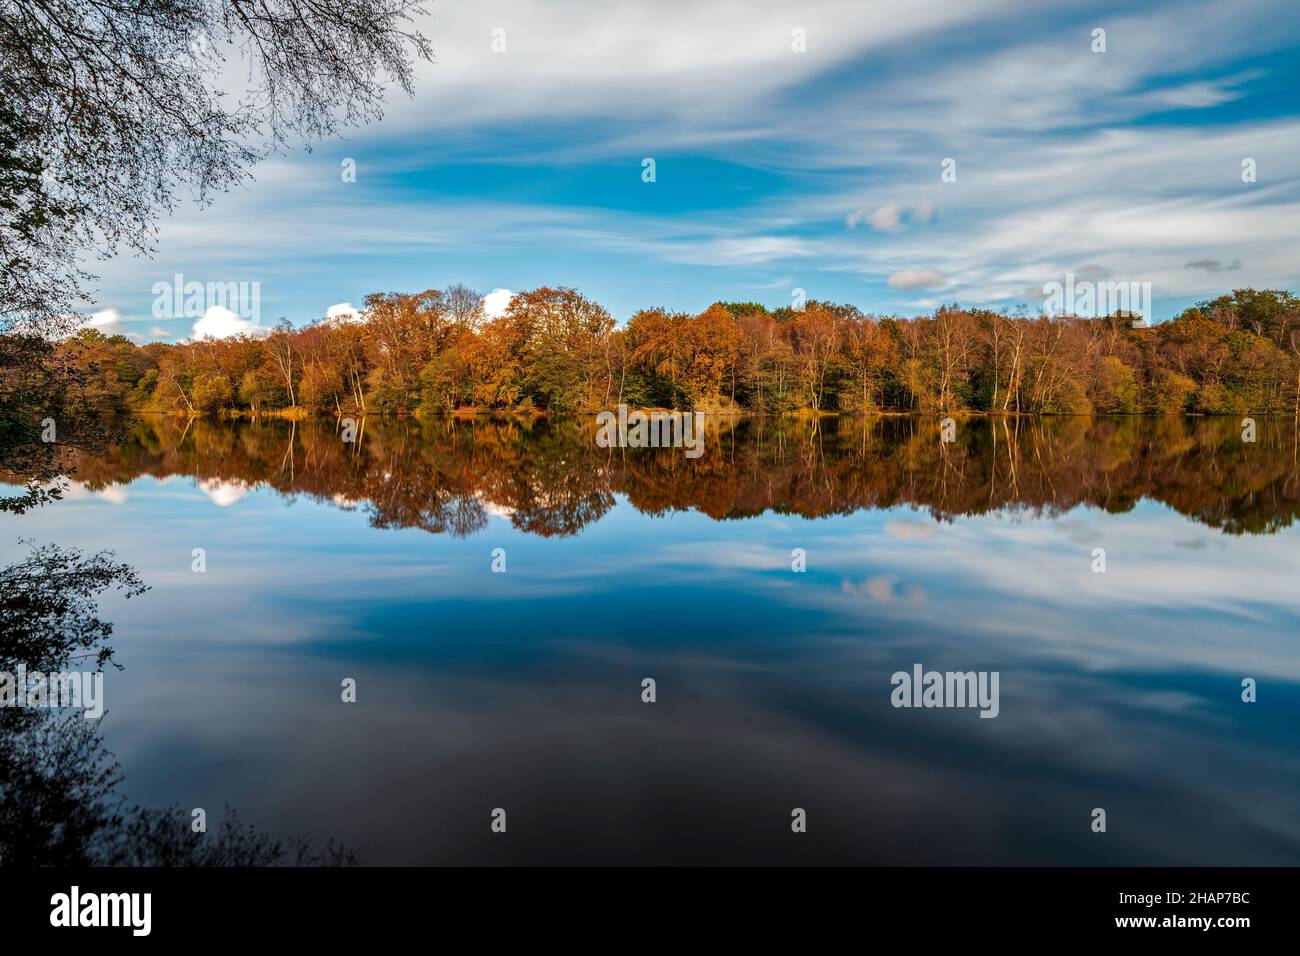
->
36 414 1300 537
0 543 357 866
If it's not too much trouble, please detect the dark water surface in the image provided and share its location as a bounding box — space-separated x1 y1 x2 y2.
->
5 414 1300 864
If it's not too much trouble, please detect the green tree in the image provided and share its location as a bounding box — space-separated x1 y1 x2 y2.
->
1092 355 1139 413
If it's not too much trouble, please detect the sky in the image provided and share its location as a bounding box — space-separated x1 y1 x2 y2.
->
82 0 1300 342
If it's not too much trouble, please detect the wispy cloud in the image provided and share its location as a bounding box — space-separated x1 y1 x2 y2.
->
80 0 1300 333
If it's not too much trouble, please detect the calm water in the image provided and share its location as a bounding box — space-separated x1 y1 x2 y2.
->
5 414 1300 864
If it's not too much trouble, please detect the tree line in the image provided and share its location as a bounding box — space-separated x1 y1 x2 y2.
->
32 286 1300 418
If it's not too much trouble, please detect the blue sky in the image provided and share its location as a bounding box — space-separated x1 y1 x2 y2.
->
83 0 1300 341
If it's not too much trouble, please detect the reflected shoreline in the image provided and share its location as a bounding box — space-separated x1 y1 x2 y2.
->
32 413 1300 537
7 414 1300 866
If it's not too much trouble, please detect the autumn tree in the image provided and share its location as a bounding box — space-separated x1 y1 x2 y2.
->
14 283 1300 421
508 287 615 411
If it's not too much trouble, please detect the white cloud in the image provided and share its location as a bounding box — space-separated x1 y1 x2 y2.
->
663 235 813 266
848 201 935 232
77 308 141 340
79 0 1300 324
325 302 365 324
86 309 125 334
845 205 903 231
383 0 1018 135
884 519 939 540
97 486 128 505
60 481 128 503
198 478 250 507
481 498 517 519
867 204 904 232
864 576 896 602
481 289 514 319
190 305 263 340
888 268 946 291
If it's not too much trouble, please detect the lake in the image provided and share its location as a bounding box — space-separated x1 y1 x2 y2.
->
4 414 1300 864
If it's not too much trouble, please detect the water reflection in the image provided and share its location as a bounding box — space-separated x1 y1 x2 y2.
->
4 414 1300 865
0 543 355 865
51 414 1300 537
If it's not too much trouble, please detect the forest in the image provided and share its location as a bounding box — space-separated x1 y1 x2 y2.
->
17 286 1300 418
